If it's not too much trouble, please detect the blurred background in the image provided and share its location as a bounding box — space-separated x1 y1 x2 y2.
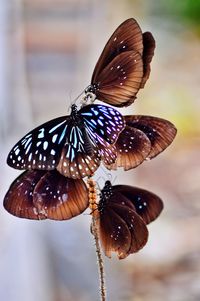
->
0 0 200 300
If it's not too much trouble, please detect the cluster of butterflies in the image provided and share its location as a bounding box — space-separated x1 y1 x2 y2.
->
4 18 177 259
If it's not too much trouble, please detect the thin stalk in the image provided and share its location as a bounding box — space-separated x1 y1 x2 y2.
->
91 216 106 301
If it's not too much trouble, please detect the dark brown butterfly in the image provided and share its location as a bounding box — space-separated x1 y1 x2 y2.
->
106 115 177 171
84 18 155 107
96 181 163 259
3 170 89 220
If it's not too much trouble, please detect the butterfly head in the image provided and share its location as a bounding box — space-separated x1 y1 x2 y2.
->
85 84 98 94
82 84 98 105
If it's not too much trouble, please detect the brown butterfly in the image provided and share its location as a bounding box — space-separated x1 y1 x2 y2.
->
3 170 89 220
96 181 163 259
106 115 177 171
84 18 155 107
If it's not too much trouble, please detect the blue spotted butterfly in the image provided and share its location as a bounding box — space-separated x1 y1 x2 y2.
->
7 104 125 178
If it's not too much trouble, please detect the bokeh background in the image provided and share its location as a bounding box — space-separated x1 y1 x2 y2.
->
0 0 200 300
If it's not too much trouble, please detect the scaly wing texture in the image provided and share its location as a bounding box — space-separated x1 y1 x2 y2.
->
98 192 148 259
90 18 155 107
106 125 151 170
125 115 177 159
7 117 68 170
113 185 163 224
3 170 89 220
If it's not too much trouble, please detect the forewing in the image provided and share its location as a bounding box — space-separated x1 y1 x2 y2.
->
140 32 156 88
80 104 125 144
3 170 46 219
94 51 143 107
7 116 68 170
125 115 177 159
92 18 143 81
106 126 151 171
33 171 89 220
113 185 163 224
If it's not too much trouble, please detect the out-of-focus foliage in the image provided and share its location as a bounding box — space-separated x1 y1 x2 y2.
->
151 0 200 33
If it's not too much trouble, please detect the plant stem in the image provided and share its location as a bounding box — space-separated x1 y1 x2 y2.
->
91 216 106 301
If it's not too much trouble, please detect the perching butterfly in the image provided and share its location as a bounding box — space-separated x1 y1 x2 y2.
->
7 104 125 178
96 181 163 259
106 115 177 171
3 170 89 220
83 18 155 107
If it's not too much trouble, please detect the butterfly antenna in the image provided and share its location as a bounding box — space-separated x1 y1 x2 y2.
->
67 90 74 112
112 175 117 185
73 89 85 105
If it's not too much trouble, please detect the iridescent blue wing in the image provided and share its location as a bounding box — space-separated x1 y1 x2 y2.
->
80 104 125 145
7 116 69 170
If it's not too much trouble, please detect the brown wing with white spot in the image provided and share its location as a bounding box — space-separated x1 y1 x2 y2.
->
113 185 163 225
125 115 177 159
98 192 148 259
105 126 151 170
57 145 101 179
3 170 89 220
89 18 155 107
33 171 89 220
92 18 143 82
3 170 47 219
93 51 143 107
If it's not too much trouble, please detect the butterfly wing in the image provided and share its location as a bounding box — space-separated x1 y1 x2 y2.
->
80 104 125 144
92 18 143 81
92 51 143 107
140 32 156 88
57 145 101 179
7 116 69 170
3 170 89 220
125 115 177 159
105 125 151 170
98 192 148 259
33 171 89 220
3 170 46 219
113 185 163 224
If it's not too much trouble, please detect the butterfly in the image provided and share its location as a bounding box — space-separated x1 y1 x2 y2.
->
96 181 163 259
3 170 89 220
7 104 125 178
83 18 155 107
105 115 177 171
